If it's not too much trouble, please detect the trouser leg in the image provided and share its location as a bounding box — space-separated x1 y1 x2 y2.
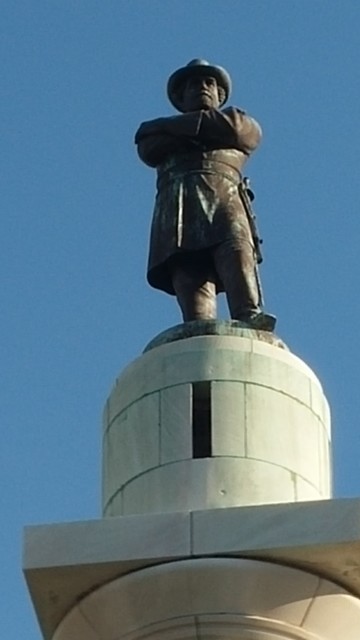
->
213 239 261 321
171 256 217 321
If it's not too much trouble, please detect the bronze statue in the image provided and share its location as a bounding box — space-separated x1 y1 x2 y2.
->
135 59 275 330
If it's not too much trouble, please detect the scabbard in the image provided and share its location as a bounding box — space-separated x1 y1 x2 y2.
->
238 182 263 264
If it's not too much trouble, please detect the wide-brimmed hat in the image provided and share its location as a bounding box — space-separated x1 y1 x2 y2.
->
167 58 232 112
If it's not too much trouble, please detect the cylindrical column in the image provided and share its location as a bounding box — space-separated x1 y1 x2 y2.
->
102 325 331 516
53 558 360 640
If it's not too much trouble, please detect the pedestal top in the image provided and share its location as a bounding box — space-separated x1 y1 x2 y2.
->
143 320 288 352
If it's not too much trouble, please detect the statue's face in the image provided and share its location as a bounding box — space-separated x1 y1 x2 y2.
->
181 75 220 111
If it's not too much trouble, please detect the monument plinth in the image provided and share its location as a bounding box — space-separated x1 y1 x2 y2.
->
103 322 331 517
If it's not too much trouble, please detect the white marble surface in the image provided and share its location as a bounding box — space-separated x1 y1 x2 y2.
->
105 335 321 419
102 392 160 506
211 381 246 456
160 383 192 464
103 335 331 516
119 457 298 515
24 498 360 639
52 558 360 640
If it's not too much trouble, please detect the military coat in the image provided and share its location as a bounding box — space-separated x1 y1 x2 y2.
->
135 107 261 294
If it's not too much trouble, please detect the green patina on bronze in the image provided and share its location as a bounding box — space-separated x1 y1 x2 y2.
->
144 320 287 353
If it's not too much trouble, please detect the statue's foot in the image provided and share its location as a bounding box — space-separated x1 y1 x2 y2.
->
235 312 277 332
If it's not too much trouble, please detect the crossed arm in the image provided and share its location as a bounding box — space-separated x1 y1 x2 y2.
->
135 107 262 167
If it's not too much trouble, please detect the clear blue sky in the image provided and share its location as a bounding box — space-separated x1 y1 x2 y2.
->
1 2 360 637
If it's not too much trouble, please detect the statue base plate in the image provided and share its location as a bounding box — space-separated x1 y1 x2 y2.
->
144 318 285 353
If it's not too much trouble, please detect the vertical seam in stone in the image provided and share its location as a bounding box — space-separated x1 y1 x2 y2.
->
194 614 201 640
209 380 213 456
299 577 322 628
78 606 102 639
158 390 162 466
244 383 248 457
106 496 113 516
190 511 194 556
120 489 124 516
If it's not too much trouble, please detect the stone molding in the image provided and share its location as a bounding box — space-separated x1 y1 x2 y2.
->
52 558 360 640
23 498 360 639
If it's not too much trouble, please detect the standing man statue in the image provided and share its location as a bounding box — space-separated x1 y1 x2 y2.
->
135 59 275 330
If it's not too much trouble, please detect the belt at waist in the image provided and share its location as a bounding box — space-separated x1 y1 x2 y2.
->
157 163 242 189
